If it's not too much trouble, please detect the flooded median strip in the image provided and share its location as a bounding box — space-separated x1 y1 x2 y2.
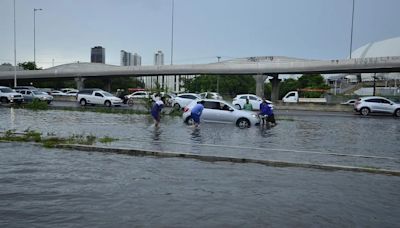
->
55 144 400 176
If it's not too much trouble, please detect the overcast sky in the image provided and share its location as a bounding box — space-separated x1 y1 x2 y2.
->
1 0 399 69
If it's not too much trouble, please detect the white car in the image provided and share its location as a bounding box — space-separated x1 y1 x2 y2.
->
171 93 201 109
126 91 151 99
182 99 260 128
0 86 24 104
77 90 123 107
50 90 67 96
232 94 272 110
200 92 223 100
354 96 400 117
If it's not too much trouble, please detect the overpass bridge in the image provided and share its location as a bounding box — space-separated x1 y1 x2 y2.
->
1 56 400 101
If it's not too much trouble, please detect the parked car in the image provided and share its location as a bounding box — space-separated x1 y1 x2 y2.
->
199 92 223 100
125 91 151 99
0 86 24 104
77 90 122 107
14 89 54 104
151 92 176 106
341 99 357 105
50 90 67 96
232 94 272 110
171 93 201 109
182 99 260 128
354 96 400 117
65 91 78 97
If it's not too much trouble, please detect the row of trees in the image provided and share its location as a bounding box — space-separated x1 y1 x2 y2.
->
182 73 329 99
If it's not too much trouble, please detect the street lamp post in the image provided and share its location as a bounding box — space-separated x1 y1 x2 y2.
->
217 56 221 93
349 0 355 59
13 0 17 87
34 8 42 67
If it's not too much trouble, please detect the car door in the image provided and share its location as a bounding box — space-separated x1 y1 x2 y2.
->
216 101 236 123
25 90 34 101
249 95 261 110
379 98 394 113
366 98 382 112
202 101 224 123
93 92 104 104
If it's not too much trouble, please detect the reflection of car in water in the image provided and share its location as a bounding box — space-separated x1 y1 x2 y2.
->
182 99 260 128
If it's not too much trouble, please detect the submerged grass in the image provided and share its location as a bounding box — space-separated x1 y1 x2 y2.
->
0 129 98 148
98 136 119 144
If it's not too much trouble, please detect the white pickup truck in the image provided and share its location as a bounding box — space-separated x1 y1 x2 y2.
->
77 89 123 107
282 91 327 103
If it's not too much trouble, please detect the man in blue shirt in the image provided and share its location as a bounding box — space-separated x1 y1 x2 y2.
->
259 97 276 126
151 97 165 127
191 100 205 127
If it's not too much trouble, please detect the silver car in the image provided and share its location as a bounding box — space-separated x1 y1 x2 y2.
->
354 96 400 117
15 89 54 104
182 99 260 128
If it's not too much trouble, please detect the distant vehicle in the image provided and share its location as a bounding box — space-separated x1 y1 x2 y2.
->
50 90 67 96
182 99 260 128
282 91 327 103
65 91 78 97
0 86 24 104
171 93 201 110
232 94 272 110
354 96 400 117
61 88 78 93
77 90 122 107
341 99 357 105
151 92 176 106
200 92 223 100
125 91 151 99
13 85 37 90
14 89 54 104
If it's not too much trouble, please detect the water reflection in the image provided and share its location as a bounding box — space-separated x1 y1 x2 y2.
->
10 107 15 129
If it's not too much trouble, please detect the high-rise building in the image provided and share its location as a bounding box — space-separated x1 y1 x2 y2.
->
91 46 105 63
154 50 164 66
120 50 132 66
133 53 142 66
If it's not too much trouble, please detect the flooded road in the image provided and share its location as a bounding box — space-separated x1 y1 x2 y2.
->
1 107 399 227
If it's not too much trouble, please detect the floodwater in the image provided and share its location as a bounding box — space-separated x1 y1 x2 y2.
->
1 107 400 227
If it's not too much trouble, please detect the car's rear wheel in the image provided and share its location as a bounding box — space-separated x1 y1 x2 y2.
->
185 116 194 125
47 101 52 104
80 99 87 106
360 107 370 116
174 103 180 110
394 108 400 117
104 100 111 107
235 104 241 110
237 118 250 128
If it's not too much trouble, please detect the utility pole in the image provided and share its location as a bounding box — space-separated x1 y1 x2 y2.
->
13 0 17 87
217 56 221 93
349 0 355 59
34 8 43 67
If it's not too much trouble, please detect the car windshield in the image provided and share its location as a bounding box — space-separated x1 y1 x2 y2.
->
0 88 13 93
32 91 47 95
102 92 114 97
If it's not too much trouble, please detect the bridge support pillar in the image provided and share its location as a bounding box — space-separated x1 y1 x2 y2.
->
254 74 269 98
75 77 86 90
104 78 112 92
270 74 281 102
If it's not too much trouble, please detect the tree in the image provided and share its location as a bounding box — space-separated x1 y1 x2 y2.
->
298 74 325 88
18 61 41 70
181 74 256 96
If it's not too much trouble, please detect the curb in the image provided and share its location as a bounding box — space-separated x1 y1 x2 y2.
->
56 144 400 176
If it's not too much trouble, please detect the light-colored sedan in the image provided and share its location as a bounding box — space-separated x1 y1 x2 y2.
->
182 99 260 128
232 94 272 110
354 96 400 117
171 93 201 110
15 89 54 104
